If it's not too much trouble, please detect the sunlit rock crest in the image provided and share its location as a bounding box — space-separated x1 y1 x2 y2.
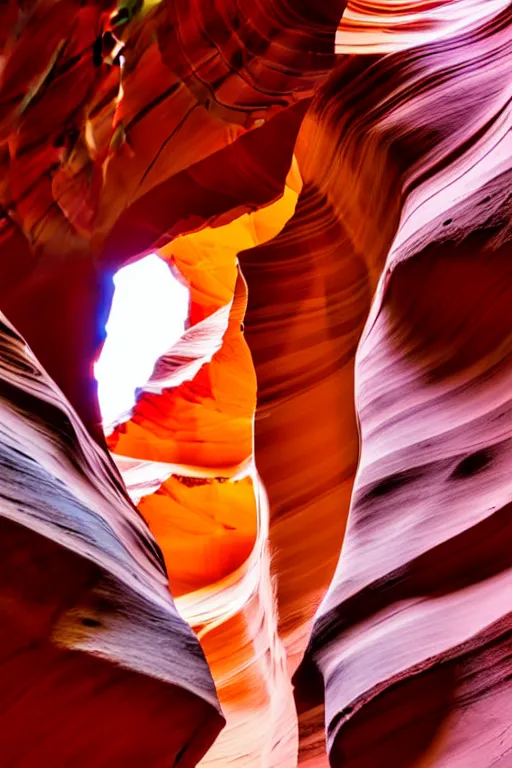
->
0 0 511 765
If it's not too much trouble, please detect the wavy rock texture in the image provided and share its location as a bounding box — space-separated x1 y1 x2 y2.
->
0 312 223 765
1 0 511 766
294 5 512 766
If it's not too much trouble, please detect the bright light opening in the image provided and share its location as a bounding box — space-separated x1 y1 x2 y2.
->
95 254 189 428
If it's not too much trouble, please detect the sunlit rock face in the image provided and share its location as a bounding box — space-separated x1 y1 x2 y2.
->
0 0 511 766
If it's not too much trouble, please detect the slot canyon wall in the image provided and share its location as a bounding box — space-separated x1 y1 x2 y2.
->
0 0 511 765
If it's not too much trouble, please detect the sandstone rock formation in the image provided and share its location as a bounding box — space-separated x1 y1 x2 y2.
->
0 0 511 765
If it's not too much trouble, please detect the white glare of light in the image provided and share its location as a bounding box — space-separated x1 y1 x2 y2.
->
94 253 189 428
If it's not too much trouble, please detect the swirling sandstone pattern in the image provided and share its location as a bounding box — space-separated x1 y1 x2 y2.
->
0 0 511 765
0 311 223 765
